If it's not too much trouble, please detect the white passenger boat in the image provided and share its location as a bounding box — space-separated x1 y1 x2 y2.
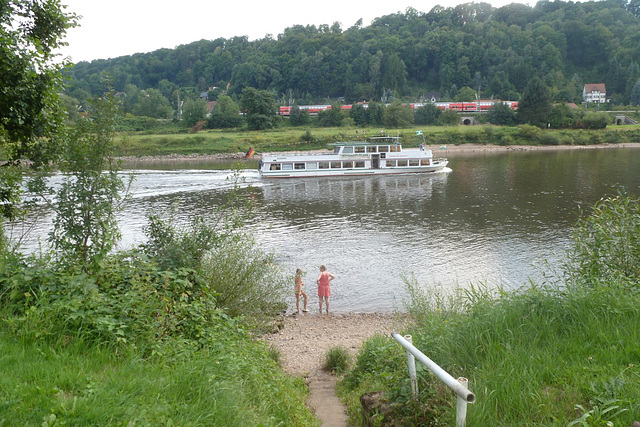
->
258 136 449 178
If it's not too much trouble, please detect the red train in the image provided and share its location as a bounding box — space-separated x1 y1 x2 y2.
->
279 101 518 116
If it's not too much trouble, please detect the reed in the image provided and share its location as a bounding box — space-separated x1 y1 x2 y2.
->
340 193 640 426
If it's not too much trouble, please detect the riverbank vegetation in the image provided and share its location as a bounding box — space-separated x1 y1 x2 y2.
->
112 123 640 158
337 192 640 425
0 92 317 425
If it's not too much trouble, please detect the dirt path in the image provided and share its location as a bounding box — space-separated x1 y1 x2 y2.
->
264 312 408 426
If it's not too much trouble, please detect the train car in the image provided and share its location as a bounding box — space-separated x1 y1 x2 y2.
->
278 101 518 116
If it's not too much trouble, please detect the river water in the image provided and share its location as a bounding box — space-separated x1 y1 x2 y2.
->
13 147 640 312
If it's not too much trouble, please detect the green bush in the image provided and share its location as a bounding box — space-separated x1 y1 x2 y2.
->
324 346 352 374
565 191 640 285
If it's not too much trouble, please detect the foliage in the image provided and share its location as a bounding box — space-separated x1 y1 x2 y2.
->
317 104 344 127
339 194 640 425
67 1 640 108
289 106 311 126
206 95 243 129
631 80 640 106
518 76 552 127
438 110 460 126
29 90 127 269
581 112 611 129
0 0 76 161
414 104 441 126
564 191 640 285
487 102 517 126
131 88 173 119
182 98 208 127
0 289 317 426
324 346 352 375
383 102 414 128
0 0 77 248
548 103 578 129
240 87 277 130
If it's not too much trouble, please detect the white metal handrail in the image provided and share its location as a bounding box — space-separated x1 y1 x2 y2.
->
391 331 475 427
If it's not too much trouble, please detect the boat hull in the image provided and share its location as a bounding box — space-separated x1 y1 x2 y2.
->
259 161 449 178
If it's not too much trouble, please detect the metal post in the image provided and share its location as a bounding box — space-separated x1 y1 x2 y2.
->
456 377 469 427
391 332 475 403
405 335 418 398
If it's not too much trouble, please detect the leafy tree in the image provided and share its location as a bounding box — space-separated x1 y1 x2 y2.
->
439 109 460 126
415 104 441 125
367 102 385 126
455 86 477 102
317 104 344 127
581 112 610 129
382 53 408 94
207 95 243 128
289 106 310 126
383 102 414 128
132 89 173 119
487 102 517 126
518 76 552 127
548 103 576 129
31 91 127 269
240 87 277 130
0 0 77 248
182 98 208 127
630 80 640 106
349 104 368 126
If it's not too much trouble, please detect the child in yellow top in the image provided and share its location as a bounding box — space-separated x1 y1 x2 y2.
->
294 268 309 315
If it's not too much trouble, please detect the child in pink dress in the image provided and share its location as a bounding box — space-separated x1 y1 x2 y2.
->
316 265 335 314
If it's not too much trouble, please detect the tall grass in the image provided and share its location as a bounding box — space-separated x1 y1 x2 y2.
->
0 328 317 426
339 193 640 426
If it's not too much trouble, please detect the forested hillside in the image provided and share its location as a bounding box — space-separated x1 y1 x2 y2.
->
65 0 640 107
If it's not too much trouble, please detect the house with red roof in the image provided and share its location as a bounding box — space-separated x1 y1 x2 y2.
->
583 83 606 103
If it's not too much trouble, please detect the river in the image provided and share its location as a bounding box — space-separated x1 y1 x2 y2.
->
13 146 640 313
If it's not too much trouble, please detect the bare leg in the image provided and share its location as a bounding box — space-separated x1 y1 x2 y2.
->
326 297 330 314
295 293 300 314
302 291 308 311
319 297 323 313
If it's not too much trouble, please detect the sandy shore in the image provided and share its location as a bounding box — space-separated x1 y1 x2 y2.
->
118 142 640 164
263 312 408 377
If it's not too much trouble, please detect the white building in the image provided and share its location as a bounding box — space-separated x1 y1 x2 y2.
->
583 83 607 103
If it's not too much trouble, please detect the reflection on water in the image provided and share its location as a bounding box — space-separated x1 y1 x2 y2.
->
11 147 640 312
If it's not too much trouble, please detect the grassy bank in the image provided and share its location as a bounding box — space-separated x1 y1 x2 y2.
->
0 329 316 426
114 124 640 158
338 193 640 426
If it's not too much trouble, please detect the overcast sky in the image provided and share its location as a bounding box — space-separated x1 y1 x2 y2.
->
60 0 534 63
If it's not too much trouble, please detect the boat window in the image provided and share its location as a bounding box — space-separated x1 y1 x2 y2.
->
366 146 377 153
318 162 329 169
342 146 354 154
390 146 398 152
282 163 294 170
378 146 389 152
387 160 396 167
342 161 353 168
294 163 306 170
307 162 318 169
409 160 419 167
397 160 408 167
331 161 342 168
354 161 365 168
355 146 365 153
269 163 281 170
333 147 341 154
421 159 430 166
